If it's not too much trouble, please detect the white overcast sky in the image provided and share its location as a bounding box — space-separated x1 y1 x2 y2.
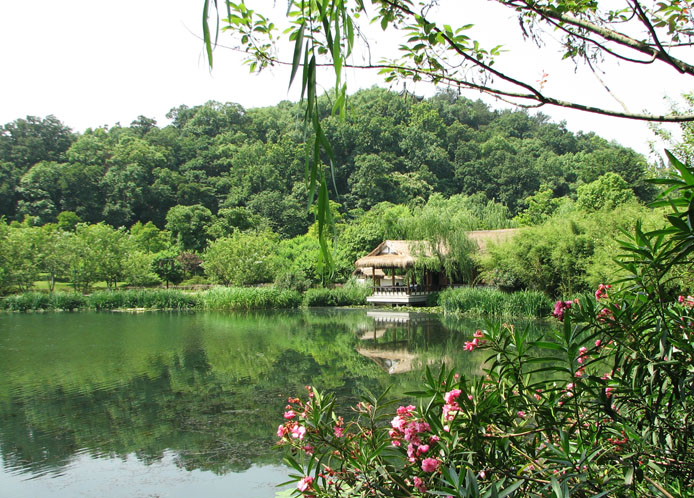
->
0 0 691 159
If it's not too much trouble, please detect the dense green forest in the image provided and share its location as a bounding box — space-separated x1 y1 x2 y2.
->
0 87 672 298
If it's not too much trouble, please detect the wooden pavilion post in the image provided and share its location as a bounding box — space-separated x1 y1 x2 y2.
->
372 267 376 291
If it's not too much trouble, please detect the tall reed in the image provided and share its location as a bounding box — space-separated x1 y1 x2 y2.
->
200 286 302 310
87 289 200 310
1 292 87 311
303 285 372 307
439 287 552 318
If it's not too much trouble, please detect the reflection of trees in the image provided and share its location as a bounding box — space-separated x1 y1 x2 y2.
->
0 310 551 478
0 311 389 477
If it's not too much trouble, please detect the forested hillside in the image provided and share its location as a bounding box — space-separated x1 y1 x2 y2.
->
0 87 667 297
0 87 655 229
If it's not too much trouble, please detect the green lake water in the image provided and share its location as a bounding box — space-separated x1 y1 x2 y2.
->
0 309 547 497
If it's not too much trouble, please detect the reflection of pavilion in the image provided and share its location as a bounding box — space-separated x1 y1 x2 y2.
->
356 311 447 374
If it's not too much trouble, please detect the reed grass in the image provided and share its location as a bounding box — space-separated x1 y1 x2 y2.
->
439 287 552 319
1 292 87 311
87 289 200 310
200 286 302 310
303 285 372 307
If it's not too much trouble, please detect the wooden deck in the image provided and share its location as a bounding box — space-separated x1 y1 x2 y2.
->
366 286 433 306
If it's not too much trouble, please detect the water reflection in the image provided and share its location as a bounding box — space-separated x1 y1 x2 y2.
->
0 310 548 497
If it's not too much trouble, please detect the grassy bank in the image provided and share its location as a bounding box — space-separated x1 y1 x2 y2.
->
438 287 552 319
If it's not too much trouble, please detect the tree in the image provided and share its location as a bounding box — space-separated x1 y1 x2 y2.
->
203 230 278 286
576 172 635 211
165 204 213 252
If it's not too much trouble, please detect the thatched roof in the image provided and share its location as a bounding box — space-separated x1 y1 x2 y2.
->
354 230 521 269
354 240 434 269
353 267 386 278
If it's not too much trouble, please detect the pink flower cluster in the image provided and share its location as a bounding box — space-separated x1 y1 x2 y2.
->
389 405 439 468
595 283 611 301
553 300 573 321
297 476 314 492
277 393 311 444
464 330 486 351
597 307 614 323
443 389 463 421
678 295 694 308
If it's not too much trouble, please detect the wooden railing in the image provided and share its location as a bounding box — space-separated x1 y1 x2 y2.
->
372 285 434 296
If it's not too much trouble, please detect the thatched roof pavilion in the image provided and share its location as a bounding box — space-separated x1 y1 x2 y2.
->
355 230 521 305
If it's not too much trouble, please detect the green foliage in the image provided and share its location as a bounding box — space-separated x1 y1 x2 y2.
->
303 283 372 307
199 286 302 310
87 289 199 310
56 210 81 231
166 204 213 253
482 202 665 297
151 254 184 288
576 172 635 211
203 230 278 286
0 291 86 311
275 268 312 293
439 287 552 318
514 184 562 226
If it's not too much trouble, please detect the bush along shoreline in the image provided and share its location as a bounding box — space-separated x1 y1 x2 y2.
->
1 285 554 318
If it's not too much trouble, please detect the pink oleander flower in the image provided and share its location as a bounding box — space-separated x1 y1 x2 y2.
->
277 424 287 438
283 410 296 419
417 444 430 455
429 435 440 444
421 457 440 472
391 415 407 431
397 405 416 416
595 339 602 348
553 300 572 321
301 444 314 455
334 426 344 438
413 476 426 493
595 283 611 301
290 424 306 440
517 411 526 418
597 307 614 323
297 476 314 492
605 387 614 398
464 341 476 351
473 329 484 338
468 394 474 401
444 389 462 404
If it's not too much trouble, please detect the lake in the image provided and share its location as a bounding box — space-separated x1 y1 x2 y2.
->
0 309 544 497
